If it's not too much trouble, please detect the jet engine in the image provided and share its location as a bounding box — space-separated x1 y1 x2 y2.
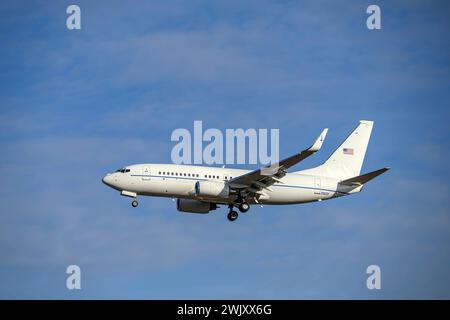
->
176 198 217 214
195 180 229 199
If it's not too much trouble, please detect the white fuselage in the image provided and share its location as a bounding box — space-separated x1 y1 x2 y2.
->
102 163 359 205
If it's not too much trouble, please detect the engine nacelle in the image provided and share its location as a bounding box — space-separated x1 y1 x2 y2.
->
195 180 229 199
176 198 217 214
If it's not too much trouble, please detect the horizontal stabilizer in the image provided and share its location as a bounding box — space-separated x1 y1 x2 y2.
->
340 167 390 186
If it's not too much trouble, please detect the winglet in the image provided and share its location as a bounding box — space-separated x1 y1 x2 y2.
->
308 128 328 152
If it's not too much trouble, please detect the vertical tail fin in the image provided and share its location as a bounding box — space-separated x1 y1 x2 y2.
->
321 120 374 179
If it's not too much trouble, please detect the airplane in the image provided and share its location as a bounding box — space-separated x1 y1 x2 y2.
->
102 120 389 222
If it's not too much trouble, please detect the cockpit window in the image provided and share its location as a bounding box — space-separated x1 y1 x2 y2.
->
125 169 130 173
115 168 130 173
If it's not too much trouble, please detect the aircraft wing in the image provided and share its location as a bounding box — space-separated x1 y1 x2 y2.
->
228 128 328 197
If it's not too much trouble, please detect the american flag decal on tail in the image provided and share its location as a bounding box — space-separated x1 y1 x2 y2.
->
343 148 354 155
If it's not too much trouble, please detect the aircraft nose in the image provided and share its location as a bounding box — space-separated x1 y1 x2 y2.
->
102 174 112 186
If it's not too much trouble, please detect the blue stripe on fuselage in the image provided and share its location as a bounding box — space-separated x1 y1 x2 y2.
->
130 174 348 195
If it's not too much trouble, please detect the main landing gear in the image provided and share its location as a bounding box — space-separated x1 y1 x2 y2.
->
227 201 250 222
227 210 238 222
131 199 139 207
238 202 250 213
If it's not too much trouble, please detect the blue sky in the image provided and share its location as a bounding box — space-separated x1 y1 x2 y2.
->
0 0 449 299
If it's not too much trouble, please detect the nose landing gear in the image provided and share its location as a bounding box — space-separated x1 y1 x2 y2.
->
131 199 139 207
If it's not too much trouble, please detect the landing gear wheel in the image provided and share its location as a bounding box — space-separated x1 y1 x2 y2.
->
238 202 250 213
131 199 139 208
227 210 238 222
